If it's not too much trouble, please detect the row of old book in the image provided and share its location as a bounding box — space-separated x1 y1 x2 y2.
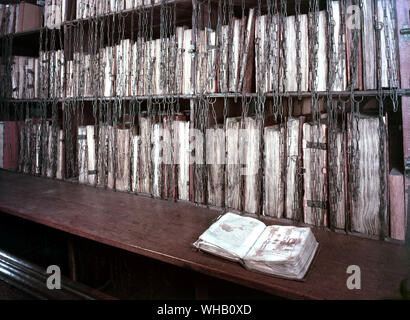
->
2 1 398 99
0 52 63 99
0 0 179 36
0 120 64 179
44 0 67 28
256 0 398 92
1 111 405 241
71 113 403 241
0 2 42 35
76 0 162 20
2 56 41 99
38 30 194 98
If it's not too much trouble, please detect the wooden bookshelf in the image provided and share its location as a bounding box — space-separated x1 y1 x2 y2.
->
0 0 409 299
0 169 408 300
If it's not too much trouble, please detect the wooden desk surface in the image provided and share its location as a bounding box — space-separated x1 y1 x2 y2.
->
0 170 408 300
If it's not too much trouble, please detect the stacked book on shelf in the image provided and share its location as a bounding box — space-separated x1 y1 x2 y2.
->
0 0 404 246
44 0 67 28
6 108 396 240
5 119 65 179
10 56 41 99
76 0 161 19
0 1 398 99
0 56 40 99
65 30 192 97
0 2 42 35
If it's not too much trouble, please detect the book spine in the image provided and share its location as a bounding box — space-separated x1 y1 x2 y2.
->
219 25 229 93
349 115 386 236
264 125 285 218
34 122 42 175
131 135 140 193
328 128 347 230
107 125 115 189
175 27 185 95
243 117 261 214
78 126 88 184
362 0 377 90
46 123 53 178
2 121 19 170
284 15 296 92
196 29 206 94
139 116 152 194
229 18 241 93
285 117 302 220
206 126 225 207
302 122 328 227
116 128 131 192
206 29 217 93
56 129 64 180
174 120 190 201
151 122 163 197
389 172 406 240
183 29 192 95
316 11 328 92
241 9 255 93
225 117 242 210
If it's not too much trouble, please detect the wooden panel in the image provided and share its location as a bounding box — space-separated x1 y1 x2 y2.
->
389 171 406 240
395 0 410 244
0 170 408 300
2 122 20 170
0 249 115 300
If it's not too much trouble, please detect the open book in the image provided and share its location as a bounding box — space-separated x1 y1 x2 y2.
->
193 213 319 280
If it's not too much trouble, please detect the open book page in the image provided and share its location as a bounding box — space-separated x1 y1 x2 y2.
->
244 225 313 262
243 225 318 279
193 212 266 262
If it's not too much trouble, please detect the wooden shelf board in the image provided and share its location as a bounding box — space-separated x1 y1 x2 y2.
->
0 170 408 300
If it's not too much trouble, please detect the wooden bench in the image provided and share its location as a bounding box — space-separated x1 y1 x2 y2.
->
0 248 115 300
0 170 408 300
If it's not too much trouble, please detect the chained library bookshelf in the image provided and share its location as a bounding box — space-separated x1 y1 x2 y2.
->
0 0 409 300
